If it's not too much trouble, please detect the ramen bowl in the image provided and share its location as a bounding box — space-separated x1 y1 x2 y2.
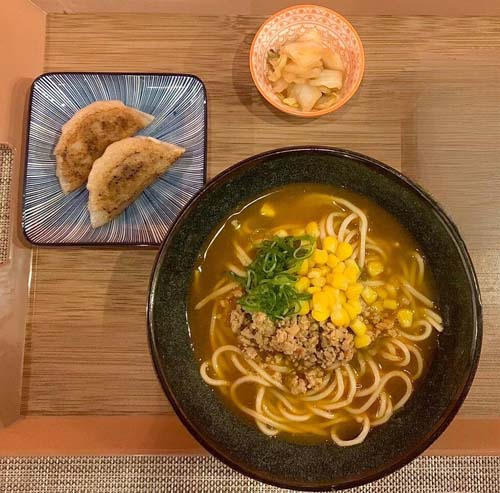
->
148 147 481 490
249 5 365 117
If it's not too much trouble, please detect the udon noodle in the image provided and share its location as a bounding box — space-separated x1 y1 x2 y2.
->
189 184 441 446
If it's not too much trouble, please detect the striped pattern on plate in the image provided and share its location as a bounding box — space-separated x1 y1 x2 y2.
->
22 72 207 246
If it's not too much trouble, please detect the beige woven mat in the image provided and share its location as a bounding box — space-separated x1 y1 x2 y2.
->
0 456 498 492
0 144 13 264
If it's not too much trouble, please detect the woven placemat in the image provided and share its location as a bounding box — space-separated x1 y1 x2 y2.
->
0 144 13 264
0 456 498 493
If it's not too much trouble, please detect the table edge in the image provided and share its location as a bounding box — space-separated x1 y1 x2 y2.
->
0 415 498 456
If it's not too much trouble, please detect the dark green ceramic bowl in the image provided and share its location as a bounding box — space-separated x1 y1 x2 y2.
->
148 147 482 491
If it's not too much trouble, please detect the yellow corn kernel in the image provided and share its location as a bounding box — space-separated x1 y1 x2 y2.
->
344 269 357 284
307 286 321 294
350 299 363 315
311 277 326 288
346 283 363 301
260 203 275 217
344 267 359 283
336 242 354 261
367 261 384 277
330 305 350 326
383 299 398 310
344 302 359 321
307 268 322 279
322 285 338 296
351 318 367 336
372 301 383 312
339 309 350 326
326 273 335 286
354 334 372 349
275 229 288 238
326 254 340 269
298 259 309 275
298 300 310 316
295 276 310 293
313 291 331 310
313 249 328 265
333 263 346 276
323 236 338 253
344 259 361 282
291 227 306 236
323 286 339 305
386 283 398 298
361 286 378 305
331 273 349 291
338 291 347 304
397 309 414 328
306 221 320 237
312 308 329 322
319 265 330 276
376 287 388 299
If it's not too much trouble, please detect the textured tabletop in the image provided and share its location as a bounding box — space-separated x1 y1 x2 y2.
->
21 15 500 427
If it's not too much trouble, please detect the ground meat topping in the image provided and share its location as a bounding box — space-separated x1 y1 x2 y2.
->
284 374 308 395
229 305 247 333
232 306 356 394
362 305 400 338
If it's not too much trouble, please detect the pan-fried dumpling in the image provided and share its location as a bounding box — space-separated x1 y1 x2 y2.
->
87 136 185 228
54 100 154 194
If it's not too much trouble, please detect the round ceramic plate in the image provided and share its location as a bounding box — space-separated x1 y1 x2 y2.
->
22 72 207 246
148 147 482 491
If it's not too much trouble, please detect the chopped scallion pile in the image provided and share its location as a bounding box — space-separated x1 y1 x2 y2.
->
231 235 315 319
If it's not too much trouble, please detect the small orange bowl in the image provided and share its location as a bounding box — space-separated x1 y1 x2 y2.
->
249 4 365 117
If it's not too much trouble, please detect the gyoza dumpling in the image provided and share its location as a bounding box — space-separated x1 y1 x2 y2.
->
54 100 154 194
87 136 185 228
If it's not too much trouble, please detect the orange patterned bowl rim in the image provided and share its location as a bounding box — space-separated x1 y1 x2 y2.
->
249 4 365 118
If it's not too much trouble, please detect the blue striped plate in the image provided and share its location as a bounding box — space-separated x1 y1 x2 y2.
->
22 72 207 246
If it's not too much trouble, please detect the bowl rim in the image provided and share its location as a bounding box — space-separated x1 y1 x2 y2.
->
147 146 482 491
249 4 366 118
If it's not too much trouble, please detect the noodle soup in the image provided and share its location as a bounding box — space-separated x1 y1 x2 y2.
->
188 184 441 446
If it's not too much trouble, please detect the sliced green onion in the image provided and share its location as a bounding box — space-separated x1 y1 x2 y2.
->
235 233 316 319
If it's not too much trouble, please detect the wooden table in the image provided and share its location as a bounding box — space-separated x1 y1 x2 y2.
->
3 13 500 454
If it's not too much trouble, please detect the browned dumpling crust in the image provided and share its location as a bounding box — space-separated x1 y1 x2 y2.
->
87 136 185 228
54 100 154 194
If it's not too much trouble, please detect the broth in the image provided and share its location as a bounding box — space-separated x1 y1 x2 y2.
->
188 183 438 445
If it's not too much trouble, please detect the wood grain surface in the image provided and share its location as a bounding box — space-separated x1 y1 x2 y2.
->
3 416 500 456
22 14 500 417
